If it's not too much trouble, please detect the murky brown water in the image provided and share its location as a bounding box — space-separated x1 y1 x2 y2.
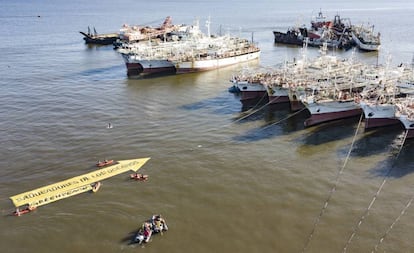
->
1 1 414 252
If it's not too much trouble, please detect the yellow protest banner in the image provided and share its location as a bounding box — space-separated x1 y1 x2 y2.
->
29 184 94 208
10 157 150 208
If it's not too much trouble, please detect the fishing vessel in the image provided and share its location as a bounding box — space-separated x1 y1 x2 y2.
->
301 91 363 127
358 59 414 128
359 101 399 128
230 70 268 107
171 38 260 74
264 84 290 104
262 41 358 112
358 81 400 129
395 96 414 138
10 158 151 215
120 21 205 76
358 78 401 129
288 88 307 111
273 27 307 46
273 11 354 50
113 16 185 48
119 16 175 42
351 24 381 51
262 63 310 107
122 37 260 77
299 60 367 127
121 19 260 77
81 17 184 47
79 27 119 45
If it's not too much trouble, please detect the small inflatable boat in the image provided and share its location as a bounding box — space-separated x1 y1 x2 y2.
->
132 214 168 244
130 173 148 181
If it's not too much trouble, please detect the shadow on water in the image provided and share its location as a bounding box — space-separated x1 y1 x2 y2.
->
85 44 115 51
350 125 404 157
77 64 124 78
232 103 309 142
232 103 292 124
239 98 270 112
120 230 136 244
126 70 178 80
298 117 360 146
180 92 241 116
369 138 414 178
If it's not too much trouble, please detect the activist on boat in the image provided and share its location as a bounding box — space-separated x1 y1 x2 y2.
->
10 157 151 216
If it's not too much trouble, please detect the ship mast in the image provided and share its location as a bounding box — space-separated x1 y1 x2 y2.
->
205 16 211 38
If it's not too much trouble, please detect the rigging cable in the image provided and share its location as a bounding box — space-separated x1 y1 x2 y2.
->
302 112 364 253
342 129 408 253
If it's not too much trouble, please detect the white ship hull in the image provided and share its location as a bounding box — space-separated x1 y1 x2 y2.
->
123 49 260 77
303 99 362 127
351 32 380 51
233 80 267 106
288 89 306 111
122 54 176 77
174 51 260 73
397 115 414 138
266 86 290 104
359 101 400 128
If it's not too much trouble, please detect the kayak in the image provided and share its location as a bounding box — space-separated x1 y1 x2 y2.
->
13 206 36 216
91 182 101 193
96 160 114 167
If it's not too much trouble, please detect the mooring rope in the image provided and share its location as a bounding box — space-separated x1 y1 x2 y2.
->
369 130 410 252
233 100 271 124
302 112 364 253
240 91 269 112
161 93 273 158
230 93 310 134
161 91 308 161
260 106 307 131
371 196 413 253
342 130 408 253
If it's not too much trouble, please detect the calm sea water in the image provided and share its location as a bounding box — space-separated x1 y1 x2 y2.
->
1 1 414 252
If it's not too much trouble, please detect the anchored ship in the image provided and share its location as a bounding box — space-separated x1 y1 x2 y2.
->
273 11 354 50
351 24 381 51
121 19 260 77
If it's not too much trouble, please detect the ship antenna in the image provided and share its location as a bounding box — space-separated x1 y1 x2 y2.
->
205 16 211 38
